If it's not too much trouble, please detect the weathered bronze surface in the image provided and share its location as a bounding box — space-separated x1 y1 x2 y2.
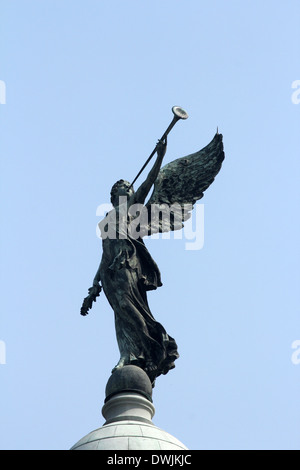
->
80 108 225 385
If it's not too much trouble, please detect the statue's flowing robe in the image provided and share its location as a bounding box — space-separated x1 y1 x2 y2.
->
99 206 179 383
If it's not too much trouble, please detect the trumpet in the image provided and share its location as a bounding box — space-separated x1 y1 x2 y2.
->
129 106 188 188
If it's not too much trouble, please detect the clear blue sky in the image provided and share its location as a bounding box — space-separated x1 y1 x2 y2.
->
1 0 299 450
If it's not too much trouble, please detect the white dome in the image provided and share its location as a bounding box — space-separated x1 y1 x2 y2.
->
71 420 188 451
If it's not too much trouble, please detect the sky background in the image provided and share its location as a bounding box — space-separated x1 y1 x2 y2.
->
1 0 299 450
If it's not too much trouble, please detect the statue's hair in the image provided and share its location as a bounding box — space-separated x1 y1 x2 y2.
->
110 179 133 204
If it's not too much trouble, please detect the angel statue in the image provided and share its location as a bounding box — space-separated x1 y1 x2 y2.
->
80 107 225 385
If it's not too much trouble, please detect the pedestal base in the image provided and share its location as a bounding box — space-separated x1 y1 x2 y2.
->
70 365 188 450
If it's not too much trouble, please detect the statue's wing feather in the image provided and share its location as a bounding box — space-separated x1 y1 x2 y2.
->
143 132 224 236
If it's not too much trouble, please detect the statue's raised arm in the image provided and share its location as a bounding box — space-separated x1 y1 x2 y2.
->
129 137 167 206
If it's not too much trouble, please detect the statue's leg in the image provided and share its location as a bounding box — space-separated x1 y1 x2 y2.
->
111 356 127 373
103 265 177 382
111 269 161 374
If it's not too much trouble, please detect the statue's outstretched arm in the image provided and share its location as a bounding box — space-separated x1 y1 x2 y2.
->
80 263 102 316
131 138 167 205
93 264 101 287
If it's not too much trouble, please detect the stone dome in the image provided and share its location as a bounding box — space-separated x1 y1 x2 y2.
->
71 419 188 451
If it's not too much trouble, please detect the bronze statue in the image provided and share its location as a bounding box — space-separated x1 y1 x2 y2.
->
80 107 225 385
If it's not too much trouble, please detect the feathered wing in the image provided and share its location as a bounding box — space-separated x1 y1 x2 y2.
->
142 132 225 236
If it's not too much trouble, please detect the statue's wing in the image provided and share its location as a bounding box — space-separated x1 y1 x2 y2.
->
143 132 225 236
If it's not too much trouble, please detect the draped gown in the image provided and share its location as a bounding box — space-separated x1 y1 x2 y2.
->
98 203 179 384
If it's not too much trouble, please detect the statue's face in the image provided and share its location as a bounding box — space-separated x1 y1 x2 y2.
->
111 180 134 206
116 182 134 198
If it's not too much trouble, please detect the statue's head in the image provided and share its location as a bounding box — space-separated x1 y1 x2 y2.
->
110 179 134 207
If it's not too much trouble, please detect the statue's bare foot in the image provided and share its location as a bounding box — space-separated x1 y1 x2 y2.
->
112 357 126 373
